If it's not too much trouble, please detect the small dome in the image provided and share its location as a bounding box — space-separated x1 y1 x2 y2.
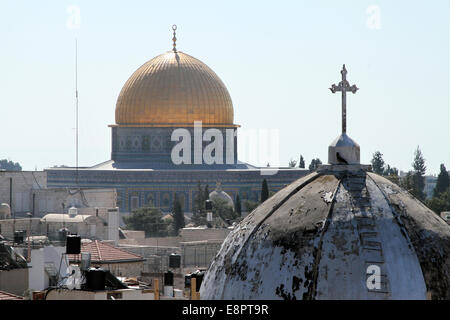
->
0 203 11 219
115 51 235 126
209 182 234 208
200 169 450 300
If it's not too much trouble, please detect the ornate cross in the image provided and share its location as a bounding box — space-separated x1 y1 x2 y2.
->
329 64 358 134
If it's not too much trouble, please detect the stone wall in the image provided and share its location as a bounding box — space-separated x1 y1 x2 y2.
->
45 287 154 300
181 240 224 269
0 218 44 241
88 261 144 278
121 230 145 240
33 188 116 218
180 227 231 242
0 170 117 218
0 216 109 241
120 236 182 248
0 268 29 296
120 245 181 273
46 167 310 213
118 228 230 248
0 171 46 215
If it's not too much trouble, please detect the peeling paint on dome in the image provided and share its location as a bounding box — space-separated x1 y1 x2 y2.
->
200 168 450 300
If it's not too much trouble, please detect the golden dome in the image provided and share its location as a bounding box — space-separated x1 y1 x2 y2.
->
115 51 235 127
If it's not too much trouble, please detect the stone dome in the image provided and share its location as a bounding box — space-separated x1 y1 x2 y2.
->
200 166 450 300
209 182 234 208
115 51 235 127
0 203 11 220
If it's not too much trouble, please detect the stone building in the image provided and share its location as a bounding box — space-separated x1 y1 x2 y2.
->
45 27 308 215
119 226 231 274
0 171 116 218
200 65 450 300
0 207 119 244
0 242 29 296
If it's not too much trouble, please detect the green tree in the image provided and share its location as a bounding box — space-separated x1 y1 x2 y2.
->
411 146 426 201
0 159 22 171
299 155 305 168
243 200 259 213
308 158 322 171
235 194 242 216
371 151 385 175
123 206 168 237
288 159 297 168
261 179 269 203
426 187 450 215
204 185 210 202
172 196 185 235
192 182 207 225
383 165 400 185
433 164 450 197
383 165 399 177
400 171 414 193
212 198 237 226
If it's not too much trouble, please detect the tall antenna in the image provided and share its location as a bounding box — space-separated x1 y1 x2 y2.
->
75 39 79 185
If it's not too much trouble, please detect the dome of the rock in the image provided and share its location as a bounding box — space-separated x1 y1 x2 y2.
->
200 167 450 300
115 51 234 126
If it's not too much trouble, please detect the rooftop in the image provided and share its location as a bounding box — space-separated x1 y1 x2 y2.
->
40 214 93 223
0 290 24 300
68 240 144 264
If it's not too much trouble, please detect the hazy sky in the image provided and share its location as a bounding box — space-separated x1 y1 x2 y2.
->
1 0 449 174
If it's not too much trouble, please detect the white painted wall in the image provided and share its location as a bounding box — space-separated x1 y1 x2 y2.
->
46 288 154 300
28 246 67 292
108 208 119 246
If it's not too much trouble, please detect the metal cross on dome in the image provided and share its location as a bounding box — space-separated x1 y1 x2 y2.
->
329 64 358 134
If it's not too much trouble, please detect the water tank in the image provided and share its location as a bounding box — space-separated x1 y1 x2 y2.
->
205 200 212 211
14 230 25 244
66 235 81 254
58 228 69 241
184 274 191 288
164 271 174 286
169 253 181 268
80 252 91 271
86 267 106 291
191 270 205 292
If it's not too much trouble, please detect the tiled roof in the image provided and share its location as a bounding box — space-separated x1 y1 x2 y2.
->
0 291 23 300
68 240 144 264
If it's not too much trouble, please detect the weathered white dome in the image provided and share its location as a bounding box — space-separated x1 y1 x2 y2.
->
200 167 450 300
0 203 11 220
209 182 234 208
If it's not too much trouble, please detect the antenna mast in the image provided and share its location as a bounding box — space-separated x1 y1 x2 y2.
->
75 39 79 185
